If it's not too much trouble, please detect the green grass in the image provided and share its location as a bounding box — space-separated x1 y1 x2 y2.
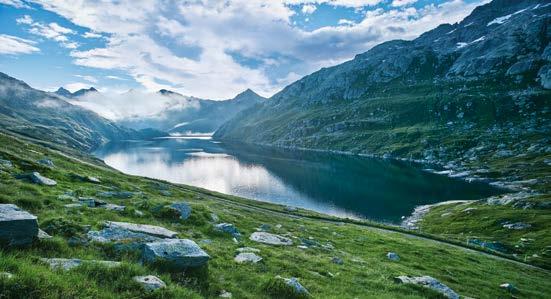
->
0 131 550 298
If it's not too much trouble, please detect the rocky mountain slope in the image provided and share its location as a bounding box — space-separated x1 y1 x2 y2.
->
214 0 551 267
0 72 159 151
118 88 265 134
55 87 98 98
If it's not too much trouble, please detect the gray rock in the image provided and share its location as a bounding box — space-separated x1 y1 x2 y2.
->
88 227 162 244
170 202 192 220
41 258 121 271
38 229 52 239
142 239 210 270
331 257 344 265
106 221 178 238
394 276 459 299
0 272 13 279
249 232 293 246
86 176 101 184
37 158 54 167
214 223 240 237
219 290 232 298
103 204 126 211
0 204 38 246
234 252 262 264
30 172 57 186
133 275 166 291
503 222 531 230
387 252 400 261
236 247 260 253
0 159 13 168
278 276 310 296
500 283 519 293
97 191 134 198
79 197 106 207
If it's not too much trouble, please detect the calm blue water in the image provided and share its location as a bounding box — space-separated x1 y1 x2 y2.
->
94 137 503 223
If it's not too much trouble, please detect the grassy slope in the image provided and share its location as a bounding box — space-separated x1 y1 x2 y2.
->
0 132 550 298
216 81 551 269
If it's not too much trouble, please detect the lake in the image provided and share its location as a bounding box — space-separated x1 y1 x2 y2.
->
94 137 503 224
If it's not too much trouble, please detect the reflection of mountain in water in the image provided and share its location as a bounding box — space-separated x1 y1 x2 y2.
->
94 138 504 223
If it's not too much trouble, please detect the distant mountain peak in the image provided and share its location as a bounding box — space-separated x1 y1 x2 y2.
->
158 89 183 96
55 87 73 98
233 88 264 102
73 87 98 97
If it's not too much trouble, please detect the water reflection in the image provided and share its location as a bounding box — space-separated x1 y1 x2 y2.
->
94 137 503 223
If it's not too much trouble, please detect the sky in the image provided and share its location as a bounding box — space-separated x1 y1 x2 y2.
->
0 0 488 100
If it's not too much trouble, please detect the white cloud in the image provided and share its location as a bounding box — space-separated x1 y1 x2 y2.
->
338 19 355 26
19 0 484 99
0 34 40 55
64 82 92 92
0 0 30 9
391 0 418 7
301 4 317 14
74 74 97 83
16 14 78 48
83 31 102 38
105 75 126 80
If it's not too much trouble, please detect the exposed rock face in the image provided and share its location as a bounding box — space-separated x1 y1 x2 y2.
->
87 227 162 244
394 275 459 299
30 172 57 186
170 202 192 220
214 223 240 237
0 204 38 246
249 232 293 246
40 258 121 271
142 239 210 270
105 221 178 238
133 275 166 291
234 252 263 263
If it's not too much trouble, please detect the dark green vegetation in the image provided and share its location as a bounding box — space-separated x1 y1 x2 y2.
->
1 131 550 298
0 72 164 151
214 0 551 269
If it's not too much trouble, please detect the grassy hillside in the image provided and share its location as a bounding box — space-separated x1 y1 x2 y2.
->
1 131 550 298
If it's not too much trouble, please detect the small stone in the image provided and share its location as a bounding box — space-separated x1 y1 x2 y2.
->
0 159 13 168
103 204 126 211
236 247 260 253
503 222 531 230
387 252 400 261
133 275 166 291
142 239 210 270
30 172 57 186
214 223 240 238
235 252 263 263
219 290 232 298
38 229 52 239
280 277 310 296
37 159 54 167
86 176 101 184
394 276 459 299
210 213 219 222
500 283 519 293
170 202 192 220
331 257 344 265
0 204 38 246
250 232 293 246
0 272 13 279
41 258 121 271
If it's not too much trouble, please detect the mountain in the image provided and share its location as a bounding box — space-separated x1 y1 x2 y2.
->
0 72 161 150
55 86 98 98
215 0 550 168
117 88 265 134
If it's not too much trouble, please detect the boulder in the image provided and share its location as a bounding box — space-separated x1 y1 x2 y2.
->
85 176 101 183
37 158 54 167
170 202 192 220
87 227 162 244
503 222 531 230
278 276 310 297
105 221 178 238
387 252 400 261
0 204 38 246
234 252 263 264
394 276 459 299
142 239 210 270
133 275 166 291
214 223 240 237
41 258 121 271
250 232 292 246
30 172 57 186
